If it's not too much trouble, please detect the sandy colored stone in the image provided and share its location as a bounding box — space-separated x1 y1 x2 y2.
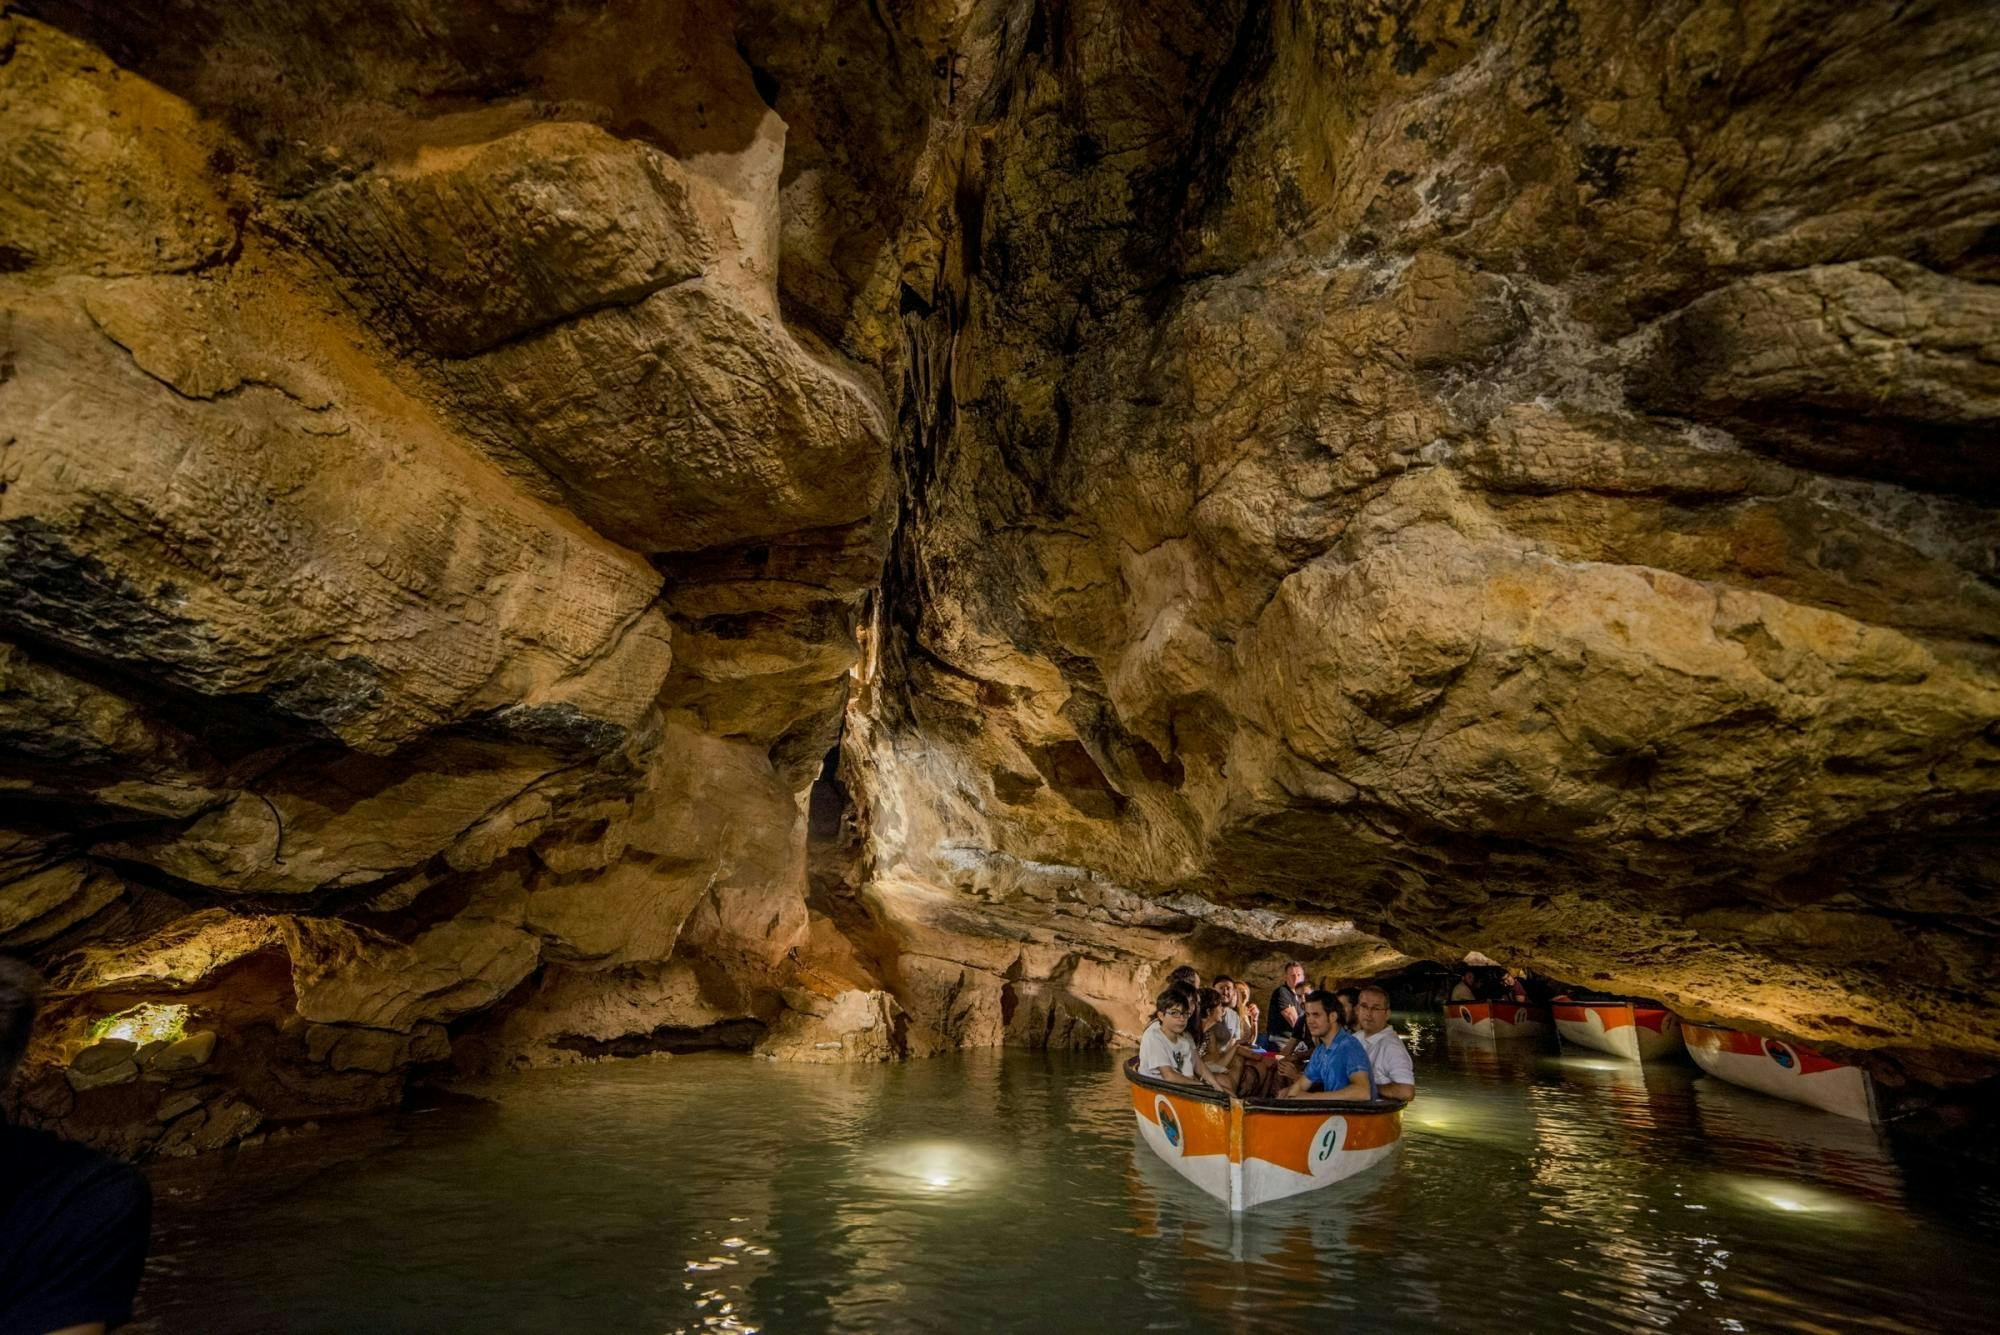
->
149 1030 217 1071
442 279 890 555
754 989 903 1064
0 18 237 275
287 121 716 358
0 862 122 947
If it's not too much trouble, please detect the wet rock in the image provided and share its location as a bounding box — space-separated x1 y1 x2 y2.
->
150 1031 218 1072
755 989 904 1064
189 1097 264 1152
154 1089 211 1124
67 1040 140 1091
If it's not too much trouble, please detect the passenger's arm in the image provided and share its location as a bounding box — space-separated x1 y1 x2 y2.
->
1279 1069 1373 1102
1377 1081 1416 1101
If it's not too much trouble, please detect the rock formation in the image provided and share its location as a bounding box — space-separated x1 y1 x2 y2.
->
1 0 1996 1150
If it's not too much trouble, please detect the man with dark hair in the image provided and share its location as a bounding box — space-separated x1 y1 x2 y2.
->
1209 975 1244 1046
1 957 153 1335
1277 991 1376 1102
1265 961 1308 1047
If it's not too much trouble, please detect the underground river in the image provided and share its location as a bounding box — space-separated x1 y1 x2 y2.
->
132 1015 2000 1332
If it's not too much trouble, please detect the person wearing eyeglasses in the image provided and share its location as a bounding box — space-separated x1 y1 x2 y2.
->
1353 985 1416 1101
1137 989 1227 1092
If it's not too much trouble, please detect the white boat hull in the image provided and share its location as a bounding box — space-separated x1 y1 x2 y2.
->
1125 1060 1401 1211
1681 1022 1879 1123
1553 1001 1683 1062
1443 1000 1550 1040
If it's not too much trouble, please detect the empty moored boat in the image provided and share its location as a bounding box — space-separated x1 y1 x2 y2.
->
1123 1058 1404 1211
1680 1022 1880 1123
1552 998 1684 1062
1442 1000 1551 1040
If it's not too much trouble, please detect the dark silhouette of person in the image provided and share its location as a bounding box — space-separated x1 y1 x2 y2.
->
1 958 152 1335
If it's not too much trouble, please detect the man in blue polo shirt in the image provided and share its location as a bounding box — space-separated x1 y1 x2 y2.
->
1277 990 1376 1102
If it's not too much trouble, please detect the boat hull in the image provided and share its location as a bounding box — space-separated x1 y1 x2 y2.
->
1442 1000 1550 1040
1681 1022 1879 1122
1124 1060 1401 1211
1553 1000 1683 1062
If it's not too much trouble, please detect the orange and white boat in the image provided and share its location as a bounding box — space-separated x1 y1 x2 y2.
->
1442 1000 1550 1040
1552 998 1684 1062
1681 1022 1879 1123
1123 1058 1403 1211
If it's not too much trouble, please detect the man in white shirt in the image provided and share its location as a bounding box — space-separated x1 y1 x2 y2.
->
1353 986 1416 1100
1137 989 1224 1091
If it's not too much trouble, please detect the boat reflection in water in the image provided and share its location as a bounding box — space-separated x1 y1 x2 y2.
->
1687 1073 1903 1210
1124 1127 1420 1327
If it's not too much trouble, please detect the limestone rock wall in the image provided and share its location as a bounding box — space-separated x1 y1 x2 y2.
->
856 0 2000 1086
0 1 919 1151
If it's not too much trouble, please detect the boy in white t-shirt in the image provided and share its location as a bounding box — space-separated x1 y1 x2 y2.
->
1137 988 1220 1090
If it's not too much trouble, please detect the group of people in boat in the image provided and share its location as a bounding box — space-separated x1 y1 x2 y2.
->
1448 965 1545 1004
1137 962 1416 1103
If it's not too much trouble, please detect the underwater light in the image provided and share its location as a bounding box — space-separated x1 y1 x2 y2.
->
1727 1178 1858 1218
91 1002 189 1046
872 1139 994 1195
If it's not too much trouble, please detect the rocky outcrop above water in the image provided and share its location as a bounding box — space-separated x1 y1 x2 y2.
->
2 0 1997 1152
0 1 901 1149
856 0 2000 1086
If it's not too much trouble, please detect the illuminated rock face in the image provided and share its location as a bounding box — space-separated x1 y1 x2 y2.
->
1 0 1997 1151
851 0 2000 1087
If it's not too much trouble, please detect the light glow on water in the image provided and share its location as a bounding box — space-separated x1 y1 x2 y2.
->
874 1139 995 1195
1726 1177 1863 1219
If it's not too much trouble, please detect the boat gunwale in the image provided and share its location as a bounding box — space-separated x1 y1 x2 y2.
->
1121 1056 1408 1117
1553 997 1669 1013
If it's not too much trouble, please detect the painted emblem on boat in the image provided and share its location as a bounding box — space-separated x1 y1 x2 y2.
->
1459 1007 1473 1024
1155 1097 1183 1153
1763 1038 1797 1071
1314 1120 1343 1166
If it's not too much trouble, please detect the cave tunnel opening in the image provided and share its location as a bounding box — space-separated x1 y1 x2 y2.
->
807 743 850 845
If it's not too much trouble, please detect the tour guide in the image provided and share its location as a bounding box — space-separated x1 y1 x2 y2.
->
1277 992 1377 1101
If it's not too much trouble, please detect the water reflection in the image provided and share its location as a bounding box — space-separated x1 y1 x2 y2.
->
134 1022 2000 1334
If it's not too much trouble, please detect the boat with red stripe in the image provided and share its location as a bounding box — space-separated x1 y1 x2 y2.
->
1123 1058 1404 1211
1442 999 1550 1040
1552 997 1684 1062
1680 1021 1880 1122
